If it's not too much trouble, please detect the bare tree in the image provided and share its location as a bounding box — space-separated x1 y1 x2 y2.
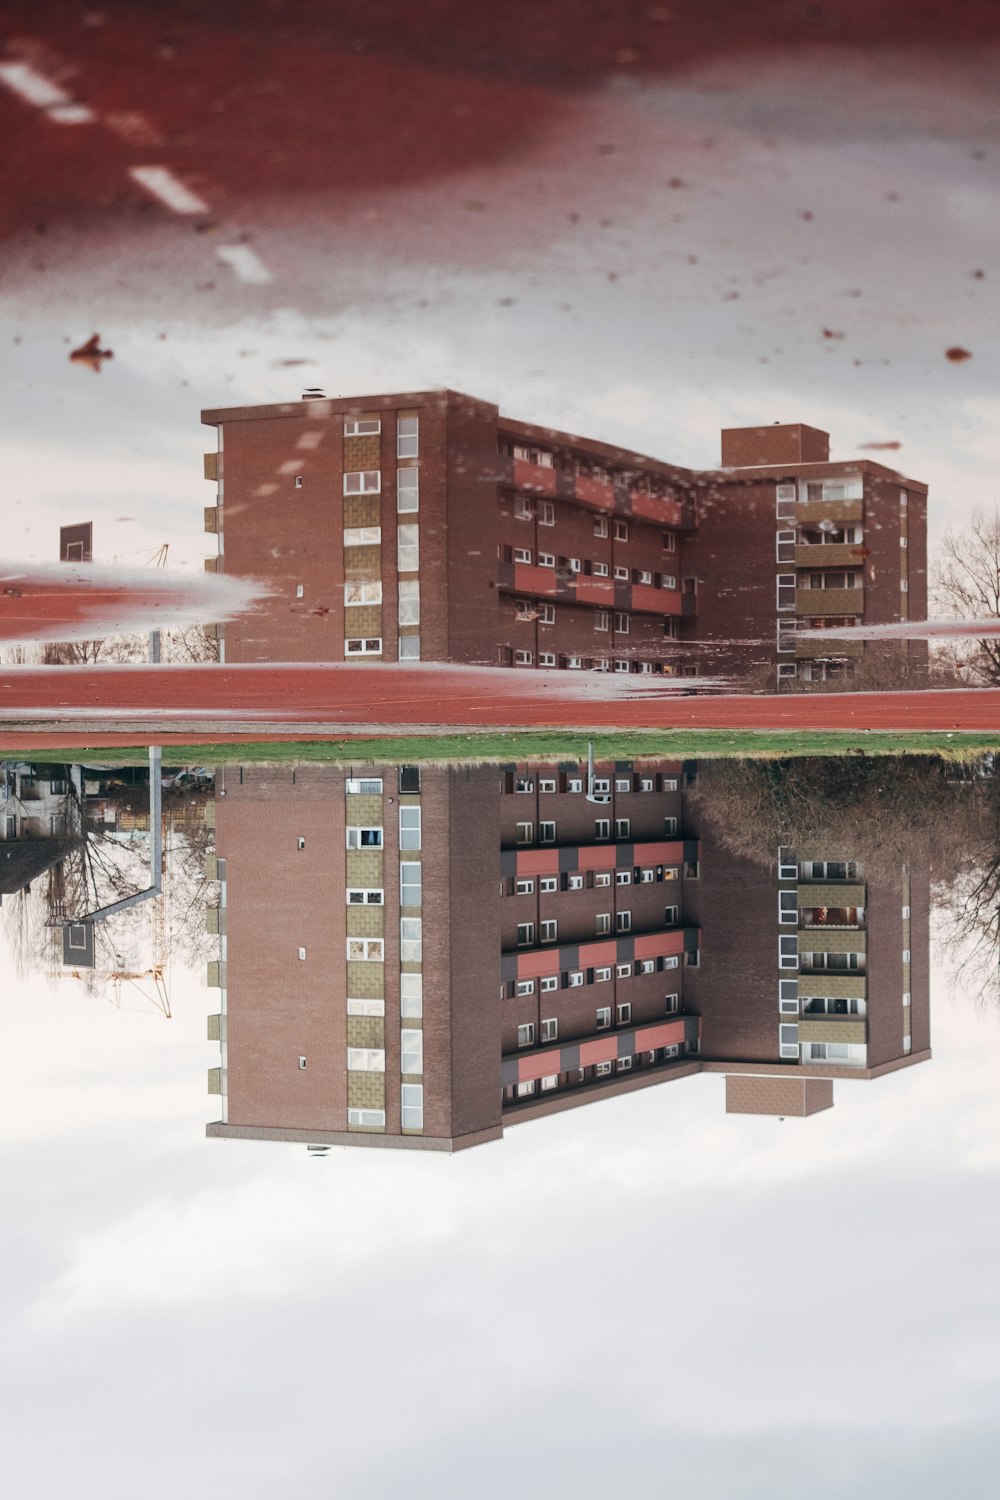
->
933 507 1000 684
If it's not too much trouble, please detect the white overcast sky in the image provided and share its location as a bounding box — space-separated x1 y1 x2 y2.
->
3 36 1000 1500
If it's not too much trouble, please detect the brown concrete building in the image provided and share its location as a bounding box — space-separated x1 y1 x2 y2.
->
205 758 930 1153
202 390 927 688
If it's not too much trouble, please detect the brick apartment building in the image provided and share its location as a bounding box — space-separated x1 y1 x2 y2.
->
205 759 930 1152
202 390 927 687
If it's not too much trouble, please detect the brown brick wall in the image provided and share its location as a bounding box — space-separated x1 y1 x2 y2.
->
726 1074 834 1116
721 424 830 467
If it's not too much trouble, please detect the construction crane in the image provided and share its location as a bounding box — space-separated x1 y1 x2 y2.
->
110 543 169 568
105 894 171 1017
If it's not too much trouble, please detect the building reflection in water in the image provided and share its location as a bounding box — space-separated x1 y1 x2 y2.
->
204 757 929 1152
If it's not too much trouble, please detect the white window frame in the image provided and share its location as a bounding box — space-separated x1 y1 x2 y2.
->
397 467 419 512
513 547 533 564
346 826 383 849
516 978 535 997
515 877 535 896
344 525 382 546
540 975 559 993
399 805 422 850
344 580 382 606
540 1018 558 1042
345 637 383 656
398 579 420 625
343 470 381 494
401 1083 423 1128
540 918 558 944
346 937 384 962
344 417 381 436
346 887 385 906
396 416 419 458
540 876 558 893
538 500 555 526
517 922 534 946
397 523 419 572
596 1007 612 1030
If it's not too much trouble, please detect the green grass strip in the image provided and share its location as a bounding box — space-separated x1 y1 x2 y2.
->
7 729 1000 765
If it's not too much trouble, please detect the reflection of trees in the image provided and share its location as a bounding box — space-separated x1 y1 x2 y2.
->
691 756 1000 1003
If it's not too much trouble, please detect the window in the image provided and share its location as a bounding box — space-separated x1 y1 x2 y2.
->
565 557 582 573
777 663 798 681
297 838 306 850
348 998 386 1017
398 1029 424 1076
779 891 798 925
538 551 556 567
595 819 610 840
516 978 536 997
347 887 385 906
779 979 799 1014
514 650 533 666
401 972 423 1017
777 574 796 610
664 905 679 924
593 515 609 537
614 660 630 673
516 821 533 844
903 990 911 1007
567 873 584 890
400 917 422 961
345 637 383 655
593 561 609 577
663 778 678 792
779 935 799 969
294 475 303 489
397 467 419 511
516 1080 536 1097
806 477 862 502
539 652 557 667
776 528 796 563
298 947 307 961
592 777 610 794
398 580 420 625
596 1007 612 1029
637 958 655 974
595 913 612 935
517 922 534 946
779 1023 800 1059
344 417 381 436
662 531 677 552
348 1107 386 1128
902 904 911 920
616 870 632 886
346 826 383 848
615 777 631 792
399 806 421 849
617 1057 633 1073
513 547 533 564
399 635 420 661
613 519 629 541
540 821 556 843
567 970 584 987
902 948 911 963
344 525 382 546
514 496 535 521
397 523 419 571
538 602 556 624
515 877 535 895
617 1003 632 1025
516 775 535 792
614 612 630 633
596 1061 613 1077
401 1083 424 1128
684 860 700 879
639 869 655 883
900 578 908 592
635 569 653 585
540 876 558 893
540 975 559 993
539 778 556 793
594 610 610 632
778 846 798 879
517 1023 535 1048
777 621 796 653
397 416 419 458
594 871 612 888
344 579 382 606
540 1018 558 1042
295 584 305 598
541 1074 559 1091
664 993 679 1013
616 911 632 933
346 937 384 962
664 866 680 882
663 816 678 836
614 565 629 582
540 919 558 944
615 818 630 839
538 500 555 526
595 966 612 982
344 470 381 494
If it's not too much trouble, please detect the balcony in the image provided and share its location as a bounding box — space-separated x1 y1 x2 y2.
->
204 505 220 534
628 490 690 528
795 587 863 616
630 581 684 617
574 475 615 509
795 496 863 524
795 543 867 569
795 637 863 659
796 882 865 906
513 459 557 495
798 1019 867 1045
203 451 219 481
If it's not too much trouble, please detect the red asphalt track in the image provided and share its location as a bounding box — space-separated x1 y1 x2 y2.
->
1 664 999 748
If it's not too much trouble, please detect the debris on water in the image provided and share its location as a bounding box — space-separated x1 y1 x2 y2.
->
946 346 972 361
69 334 113 372
858 441 902 451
